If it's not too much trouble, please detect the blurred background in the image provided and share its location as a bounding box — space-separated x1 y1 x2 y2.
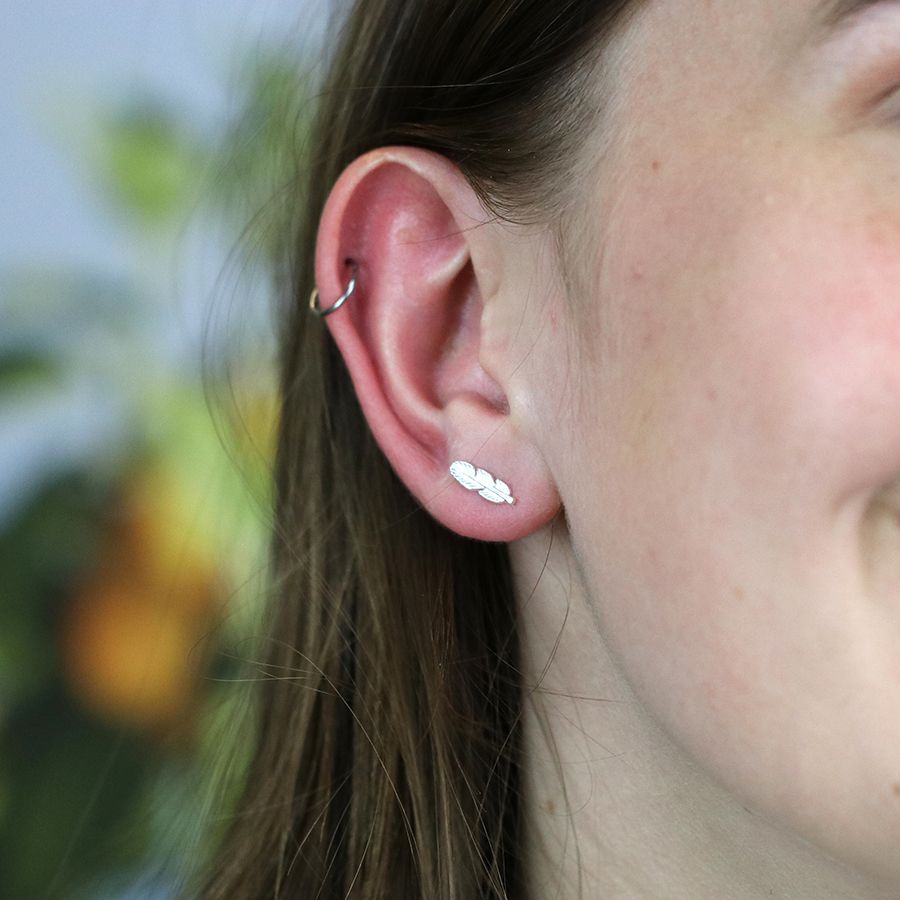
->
1 1 325 896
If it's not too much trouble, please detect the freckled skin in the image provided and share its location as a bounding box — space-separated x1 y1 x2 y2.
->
513 0 900 894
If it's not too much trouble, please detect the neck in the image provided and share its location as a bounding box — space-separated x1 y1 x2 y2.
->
509 517 892 900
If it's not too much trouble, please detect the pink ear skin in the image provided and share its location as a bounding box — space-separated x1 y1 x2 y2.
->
313 146 561 541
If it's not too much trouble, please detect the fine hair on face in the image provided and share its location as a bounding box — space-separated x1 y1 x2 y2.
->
182 2 643 899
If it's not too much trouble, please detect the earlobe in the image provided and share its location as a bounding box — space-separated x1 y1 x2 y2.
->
312 146 561 542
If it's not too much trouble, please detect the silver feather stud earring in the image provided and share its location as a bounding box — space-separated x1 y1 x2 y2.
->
449 460 516 505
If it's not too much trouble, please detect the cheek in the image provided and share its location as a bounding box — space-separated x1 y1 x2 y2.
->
593 179 900 543
734 211 900 510
568 184 900 878
608 197 900 523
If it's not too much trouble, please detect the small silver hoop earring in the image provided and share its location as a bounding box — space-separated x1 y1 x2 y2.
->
309 260 358 317
449 460 516 505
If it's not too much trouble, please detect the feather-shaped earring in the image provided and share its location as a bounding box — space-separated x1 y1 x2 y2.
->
449 460 516 504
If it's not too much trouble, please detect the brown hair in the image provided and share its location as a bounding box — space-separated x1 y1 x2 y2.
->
188 1 641 897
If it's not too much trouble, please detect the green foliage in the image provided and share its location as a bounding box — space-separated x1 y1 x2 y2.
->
95 97 204 228
0 36 313 900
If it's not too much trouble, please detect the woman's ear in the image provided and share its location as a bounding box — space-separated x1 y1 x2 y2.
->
313 145 560 542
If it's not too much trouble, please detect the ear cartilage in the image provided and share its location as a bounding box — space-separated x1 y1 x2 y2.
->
449 460 516 505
